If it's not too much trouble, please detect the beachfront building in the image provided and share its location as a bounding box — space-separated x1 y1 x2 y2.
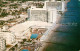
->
27 0 66 23
44 0 66 23
28 8 48 22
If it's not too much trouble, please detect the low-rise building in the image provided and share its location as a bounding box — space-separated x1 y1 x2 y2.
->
0 32 16 45
0 37 6 51
0 32 19 51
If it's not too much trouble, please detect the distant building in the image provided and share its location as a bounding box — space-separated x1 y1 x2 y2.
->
44 1 64 11
2 25 9 31
0 37 6 51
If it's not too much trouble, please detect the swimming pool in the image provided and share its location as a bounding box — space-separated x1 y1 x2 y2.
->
30 34 38 39
22 49 29 51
